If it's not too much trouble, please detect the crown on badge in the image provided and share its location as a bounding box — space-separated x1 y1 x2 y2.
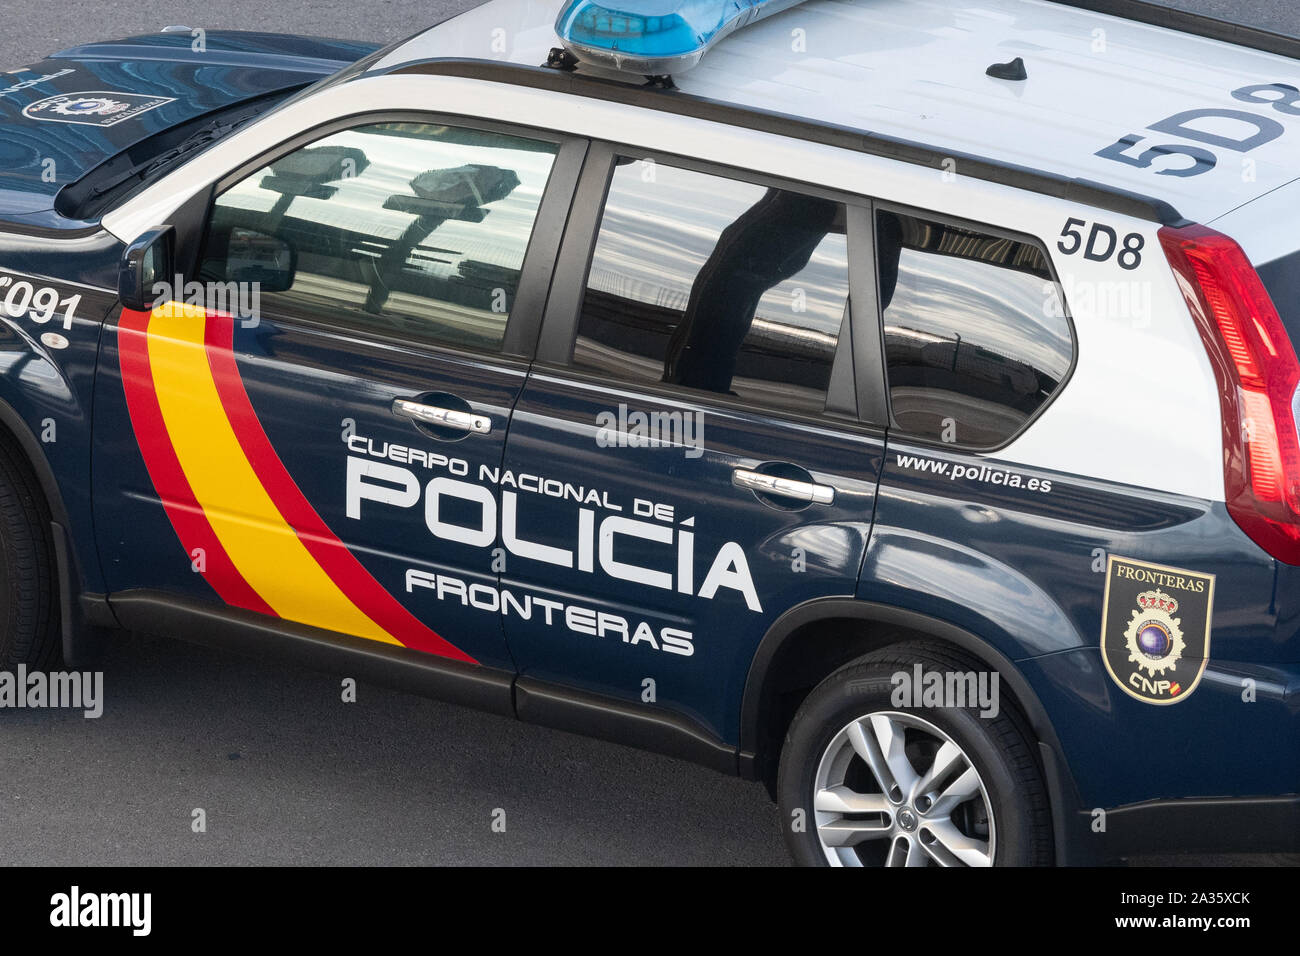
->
1136 589 1178 615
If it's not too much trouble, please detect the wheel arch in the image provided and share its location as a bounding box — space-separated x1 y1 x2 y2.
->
0 396 113 663
738 597 1089 864
0 397 71 530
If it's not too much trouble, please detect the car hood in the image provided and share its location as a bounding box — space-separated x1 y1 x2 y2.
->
0 30 380 230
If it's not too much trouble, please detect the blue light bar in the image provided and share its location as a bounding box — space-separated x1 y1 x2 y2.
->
555 0 806 74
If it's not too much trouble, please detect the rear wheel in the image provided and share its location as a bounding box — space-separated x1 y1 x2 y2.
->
777 643 1052 866
0 438 59 670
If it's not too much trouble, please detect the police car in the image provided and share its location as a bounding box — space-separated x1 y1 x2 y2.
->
0 0 1297 866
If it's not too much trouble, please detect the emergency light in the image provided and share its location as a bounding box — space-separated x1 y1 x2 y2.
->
554 0 806 74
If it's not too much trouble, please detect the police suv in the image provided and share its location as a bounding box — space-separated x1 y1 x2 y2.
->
0 0 1297 866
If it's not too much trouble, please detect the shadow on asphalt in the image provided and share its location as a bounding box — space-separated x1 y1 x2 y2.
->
1 632 1294 866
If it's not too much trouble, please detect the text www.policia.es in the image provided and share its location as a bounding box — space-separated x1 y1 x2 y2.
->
893 453 1053 494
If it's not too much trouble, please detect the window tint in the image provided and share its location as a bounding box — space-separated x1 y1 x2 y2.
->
572 160 850 416
877 211 1072 448
199 123 558 352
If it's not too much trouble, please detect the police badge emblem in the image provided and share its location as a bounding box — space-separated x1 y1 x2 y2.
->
1100 556 1214 704
22 91 176 128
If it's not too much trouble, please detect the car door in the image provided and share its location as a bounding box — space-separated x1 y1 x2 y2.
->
93 116 585 669
498 145 888 743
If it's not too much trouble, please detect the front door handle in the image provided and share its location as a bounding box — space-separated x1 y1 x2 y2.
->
732 468 835 505
392 398 492 435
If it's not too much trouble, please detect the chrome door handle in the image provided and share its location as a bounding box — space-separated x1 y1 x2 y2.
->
392 398 492 435
732 468 835 505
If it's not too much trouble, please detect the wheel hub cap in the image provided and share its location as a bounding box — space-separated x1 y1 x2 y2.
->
811 710 997 867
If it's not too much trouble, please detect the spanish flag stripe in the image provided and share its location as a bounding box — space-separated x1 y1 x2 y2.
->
118 307 276 616
203 311 475 662
142 302 404 644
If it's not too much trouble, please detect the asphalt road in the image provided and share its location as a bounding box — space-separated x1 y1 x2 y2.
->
0 0 1298 867
1 635 786 865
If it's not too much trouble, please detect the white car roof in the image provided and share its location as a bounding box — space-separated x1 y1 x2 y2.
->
376 0 1300 225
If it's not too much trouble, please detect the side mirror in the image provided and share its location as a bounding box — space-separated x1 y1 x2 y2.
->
118 226 175 312
224 227 295 293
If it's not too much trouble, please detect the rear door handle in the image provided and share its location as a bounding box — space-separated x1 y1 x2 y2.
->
732 468 835 505
392 398 492 435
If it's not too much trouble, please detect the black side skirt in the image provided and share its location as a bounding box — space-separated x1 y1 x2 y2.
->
108 590 737 775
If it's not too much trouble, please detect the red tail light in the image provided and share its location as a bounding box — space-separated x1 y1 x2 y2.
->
1159 223 1300 563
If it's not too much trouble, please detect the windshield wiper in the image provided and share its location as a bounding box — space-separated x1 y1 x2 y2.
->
87 118 238 199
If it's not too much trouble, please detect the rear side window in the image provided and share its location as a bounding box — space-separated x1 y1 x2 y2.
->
571 159 850 417
877 210 1073 448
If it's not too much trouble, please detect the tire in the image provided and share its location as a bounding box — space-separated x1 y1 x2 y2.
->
777 642 1052 866
0 436 59 671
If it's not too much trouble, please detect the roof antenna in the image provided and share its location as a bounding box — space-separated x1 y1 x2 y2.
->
986 56 1028 81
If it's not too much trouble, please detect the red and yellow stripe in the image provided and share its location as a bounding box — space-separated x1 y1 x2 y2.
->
119 301 476 664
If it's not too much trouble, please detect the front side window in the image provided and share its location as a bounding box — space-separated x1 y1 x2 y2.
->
199 122 559 352
877 210 1073 448
571 159 851 417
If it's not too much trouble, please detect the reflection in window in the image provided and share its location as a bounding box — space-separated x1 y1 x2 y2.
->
199 124 558 352
574 160 849 416
877 211 1072 447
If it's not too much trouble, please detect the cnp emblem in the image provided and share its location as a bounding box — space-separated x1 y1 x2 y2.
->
22 91 175 127
1124 589 1185 677
1100 556 1214 704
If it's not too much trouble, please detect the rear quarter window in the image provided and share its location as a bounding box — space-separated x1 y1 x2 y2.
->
877 209 1074 449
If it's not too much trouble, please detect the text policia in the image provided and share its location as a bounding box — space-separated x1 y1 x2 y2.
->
345 432 766 657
